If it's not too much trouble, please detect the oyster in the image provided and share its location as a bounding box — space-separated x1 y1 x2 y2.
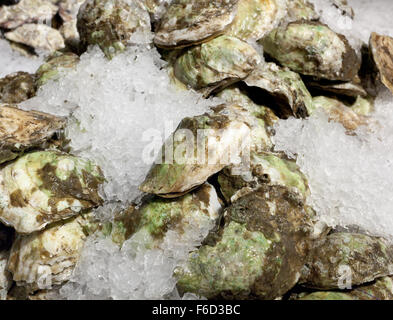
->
260 22 360 81
300 233 393 290
225 0 287 41
35 52 79 88
77 0 151 59
0 105 66 164
5 24 65 53
175 185 314 299
0 72 36 104
369 32 393 94
243 62 315 118
218 151 309 204
0 250 12 300
296 277 393 300
287 0 319 22
139 103 273 197
313 96 369 131
58 0 86 46
110 183 221 247
0 151 104 234
0 0 58 29
154 0 239 49
305 76 368 98
7 214 92 290
173 35 261 96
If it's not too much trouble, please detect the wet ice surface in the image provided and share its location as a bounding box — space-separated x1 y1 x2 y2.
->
0 39 44 77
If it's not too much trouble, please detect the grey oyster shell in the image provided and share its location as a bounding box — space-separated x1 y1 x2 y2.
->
77 0 151 59
58 0 86 46
0 151 104 234
173 35 261 96
139 103 273 198
243 62 315 118
0 250 12 300
5 24 65 53
369 32 393 95
0 72 36 104
0 104 66 164
7 214 91 290
175 184 314 299
260 21 360 81
300 232 393 290
0 0 58 29
154 0 240 49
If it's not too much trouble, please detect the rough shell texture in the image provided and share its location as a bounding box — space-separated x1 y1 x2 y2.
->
111 183 221 247
77 0 151 59
139 104 273 197
244 62 315 118
313 96 369 131
369 32 393 95
218 150 310 204
176 185 314 299
0 151 104 234
0 72 36 104
35 52 79 88
58 0 87 46
0 105 66 164
7 215 90 290
287 0 319 22
144 0 172 21
154 0 239 48
225 0 287 41
300 232 393 290
296 277 393 300
0 0 58 29
260 22 360 81
0 250 12 300
5 24 65 53
173 35 261 96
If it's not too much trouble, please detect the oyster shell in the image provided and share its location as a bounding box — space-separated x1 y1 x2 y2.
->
7 214 91 290
305 76 368 98
144 0 172 22
313 96 369 131
77 0 151 59
0 104 66 164
139 103 273 197
296 277 393 300
0 0 58 29
58 0 86 46
5 24 65 53
300 233 393 290
110 183 221 247
260 21 360 81
287 0 319 22
0 250 12 300
35 52 79 88
244 62 315 118
175 184 314 299
0 151 104 234
154 0 240 49
369 32 393 95
225 0 287 41
0 72 36 104
173 35 261 96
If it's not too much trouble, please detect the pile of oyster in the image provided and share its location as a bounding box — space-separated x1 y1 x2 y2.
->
1 0 393 300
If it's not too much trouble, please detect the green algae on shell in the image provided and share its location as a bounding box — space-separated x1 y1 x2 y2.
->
110 183 221 247
0 0 58 29
5 24 65 53
77 0 151 59
0 151 105 234
0 72 36 104
175 184 314 299
35 52 79 88
154 0 240 49
173 35 261 96
369 32 393 95
260 21 360 81
300 232 393 290
295 276 393 300
0 104 66 164
244 62 315 118
7 214 92 290
139 103 273 198
224 0 287 41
